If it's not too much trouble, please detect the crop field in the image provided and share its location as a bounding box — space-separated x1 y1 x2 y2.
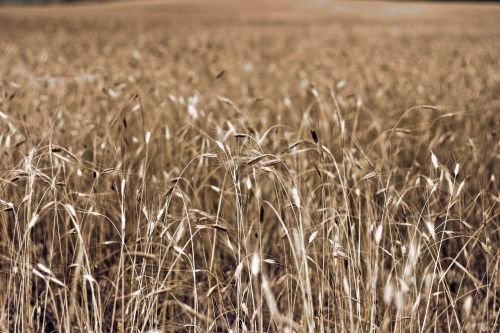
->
0 0 499 332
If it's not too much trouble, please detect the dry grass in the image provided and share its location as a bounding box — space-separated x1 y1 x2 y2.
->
0 0 499 332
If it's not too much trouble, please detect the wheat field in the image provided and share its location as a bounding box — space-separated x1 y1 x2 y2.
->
0 0 498 332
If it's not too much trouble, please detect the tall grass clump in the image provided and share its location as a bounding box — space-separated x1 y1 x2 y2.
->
0 1 498 332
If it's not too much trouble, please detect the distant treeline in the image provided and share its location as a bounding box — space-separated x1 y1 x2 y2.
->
0 0 497 4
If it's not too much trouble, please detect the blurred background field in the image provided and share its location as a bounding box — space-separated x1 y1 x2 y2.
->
0 1 498 332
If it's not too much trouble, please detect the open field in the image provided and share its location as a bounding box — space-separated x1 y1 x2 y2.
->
0 0 499 331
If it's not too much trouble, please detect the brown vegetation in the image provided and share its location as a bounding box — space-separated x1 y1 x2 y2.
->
0 0 499 331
